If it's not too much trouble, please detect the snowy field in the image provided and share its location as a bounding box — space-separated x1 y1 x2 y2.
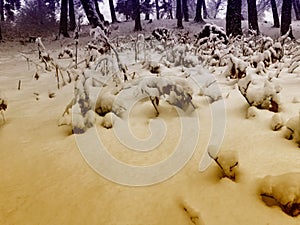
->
0 19 300 225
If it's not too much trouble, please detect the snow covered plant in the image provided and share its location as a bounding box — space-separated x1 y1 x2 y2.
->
260 173 300 217
237 74 281 112
194 23 228 46
208 145 239 181
0 91 8 122
222 54 248 79
134 76 195 116
58 47 73 59
283 110 300 146
59 79 95 134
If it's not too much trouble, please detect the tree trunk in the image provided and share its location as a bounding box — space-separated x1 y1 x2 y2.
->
109 0 117 23
203 0 208 19
80 0 102 28
226 0 242 36
134 0 142 31
37 0 43 24
155 0 160 19
271 0 280 27
69 0 76 31
94 0 105 21
247 0 259 33
145 0 150 20
59 0 70 37
182 0 189 21
0 0 4 21
194 0 204 23
281 0 293 37
177 0 184 28
0 22 2 41
293 0 300 20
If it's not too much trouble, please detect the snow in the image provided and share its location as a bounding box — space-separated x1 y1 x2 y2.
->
1 19 300 225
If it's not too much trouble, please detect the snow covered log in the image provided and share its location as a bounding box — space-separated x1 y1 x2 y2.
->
260 173 300 217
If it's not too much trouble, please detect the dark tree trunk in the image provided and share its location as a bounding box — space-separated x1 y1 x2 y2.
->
37 0 43 24
94 0 105 21
69 0 76 31
177 0 184 28
155 0 160 19
109 0 117 23
226 0 242 36
145 0 150 20
0 22 2 41
0 0 4 21
80 0 102 28
281 0 293 37
203 0 208 19
134 0 142 31
59 0 70 37
271 0 280 27
293 0 300 20
182 0 189 21
194 0 204 23
247 0 259 33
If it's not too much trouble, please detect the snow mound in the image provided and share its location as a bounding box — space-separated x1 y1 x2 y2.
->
270 113 284 131
260 173 300 217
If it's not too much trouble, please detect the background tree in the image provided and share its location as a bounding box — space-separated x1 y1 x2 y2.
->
143 0 151 20
281 0 293 37
226 0 242 36
293 0 300 20
182 0 189 21
94 0 105 21
0 22 2 41
116 0 133 20
80 0 102 28
203 0 208 18
247 0 259 33
109 0 118 23
206 0 225 18
176 0 183 28
69 0 76 31
155 0 160 19
59 0 70 37
194 0 205 23
134 0 142 31
271 0 280 27
0 0 4 21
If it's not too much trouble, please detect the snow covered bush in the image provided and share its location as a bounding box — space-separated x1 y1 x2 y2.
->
222 54 248 79
238 74 281 112
260 173 300 217
152 27 170 41
0 91 8 122
194 23 228 46
101 112 115 129
283 110 300 146
270 113 284 131
208 145 239 181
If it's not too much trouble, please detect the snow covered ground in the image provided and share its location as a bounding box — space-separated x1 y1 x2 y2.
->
0 19 300 225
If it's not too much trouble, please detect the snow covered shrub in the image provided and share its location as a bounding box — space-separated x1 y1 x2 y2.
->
246 106 258 119
102 112 115 129
260 173 300 217
270 114 284 131
152 27 170 41
222 55 247 79
58 47 73 59
194 23 228 45
0 91 8 122
208 145 239 181
283 110 300 146
238 74 281 112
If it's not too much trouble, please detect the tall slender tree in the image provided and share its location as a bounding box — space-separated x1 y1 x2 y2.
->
0 22 2 41
59 0 70 37
194 0 204 23
144 0 151 20
155 0 160 19
0 0 4 21
109 0 118 23
94 0 105 21
203 0 208 19
270 0 280 27
177 0 183 28
247 0 259 33
182 0 189 21
293 0 300 20
80 0 102 28
69 0 76 31
281 0 293 37
226 0 242 36
134 0 142 31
